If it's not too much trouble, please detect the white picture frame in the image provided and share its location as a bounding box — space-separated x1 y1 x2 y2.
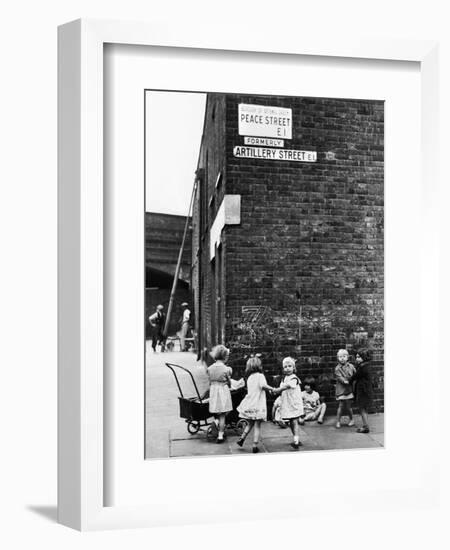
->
58 18 440 531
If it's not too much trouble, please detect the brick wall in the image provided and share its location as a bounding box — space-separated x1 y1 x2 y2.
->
194 93 384 412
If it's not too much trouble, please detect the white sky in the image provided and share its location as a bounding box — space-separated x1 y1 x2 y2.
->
145 91 207 215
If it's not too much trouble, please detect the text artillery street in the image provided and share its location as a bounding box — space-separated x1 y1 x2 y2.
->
233 146 317 162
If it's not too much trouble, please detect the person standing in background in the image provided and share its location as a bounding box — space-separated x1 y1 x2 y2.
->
180 302 191 351
148 304 165 352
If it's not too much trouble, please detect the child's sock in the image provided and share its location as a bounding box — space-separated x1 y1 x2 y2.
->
293 435 299 444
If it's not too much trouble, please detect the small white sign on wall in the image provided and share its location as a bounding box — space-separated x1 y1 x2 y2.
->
244 136 284 147
238 104 292 139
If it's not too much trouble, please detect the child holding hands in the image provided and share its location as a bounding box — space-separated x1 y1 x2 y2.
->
236 355 274 453
272 356 304 449
207 344 233 443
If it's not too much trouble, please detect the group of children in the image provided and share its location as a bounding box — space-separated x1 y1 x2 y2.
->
206 345 374 452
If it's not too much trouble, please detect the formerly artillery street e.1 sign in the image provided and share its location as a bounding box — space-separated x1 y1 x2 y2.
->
233 146 317 162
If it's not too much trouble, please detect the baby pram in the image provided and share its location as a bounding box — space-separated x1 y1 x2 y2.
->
166 362 210 434
166 362 248 438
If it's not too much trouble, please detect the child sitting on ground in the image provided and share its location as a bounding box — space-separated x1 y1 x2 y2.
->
299 377 327 425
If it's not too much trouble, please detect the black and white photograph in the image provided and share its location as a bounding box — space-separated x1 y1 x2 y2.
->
2 0 447 541
145 89 384 459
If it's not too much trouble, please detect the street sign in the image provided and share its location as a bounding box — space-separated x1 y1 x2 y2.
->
238 104 292 139
233 146 317 162
244 136 284 147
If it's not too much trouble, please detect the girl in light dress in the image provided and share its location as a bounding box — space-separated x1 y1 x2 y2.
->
236 355 274 453
207 345 233 443
272 356 304 449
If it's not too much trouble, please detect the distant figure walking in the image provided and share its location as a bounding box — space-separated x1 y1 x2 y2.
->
180 302 191 351
148 304 165 352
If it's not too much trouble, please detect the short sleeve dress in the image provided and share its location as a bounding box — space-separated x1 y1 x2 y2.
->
279 374 304 420
335 363 356 400
236 372 268 420
302 390 321 414
207 362 233 414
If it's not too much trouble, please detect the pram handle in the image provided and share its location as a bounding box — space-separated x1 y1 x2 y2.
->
165 363 203 402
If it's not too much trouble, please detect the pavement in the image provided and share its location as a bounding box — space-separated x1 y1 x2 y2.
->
145 341 384 459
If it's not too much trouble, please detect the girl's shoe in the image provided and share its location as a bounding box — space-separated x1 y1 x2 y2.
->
216 437 225 444
348 420 355 427
290 441 302 449
336 422 341 429
356 427 370 433
236 438 245 447
252 446 260 453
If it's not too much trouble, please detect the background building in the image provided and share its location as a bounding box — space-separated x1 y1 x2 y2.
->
145 212 192 337
192 93 384 411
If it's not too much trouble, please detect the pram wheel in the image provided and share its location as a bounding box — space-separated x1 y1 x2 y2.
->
237 419 248 435
187 421 200 434
206 423 218 440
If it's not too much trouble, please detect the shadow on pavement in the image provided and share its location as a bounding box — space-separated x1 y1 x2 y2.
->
27 505 58 523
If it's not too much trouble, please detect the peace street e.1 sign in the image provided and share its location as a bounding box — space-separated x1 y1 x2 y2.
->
238 104 292 139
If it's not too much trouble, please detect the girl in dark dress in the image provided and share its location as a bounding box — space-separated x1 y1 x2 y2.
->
353 348 374 433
